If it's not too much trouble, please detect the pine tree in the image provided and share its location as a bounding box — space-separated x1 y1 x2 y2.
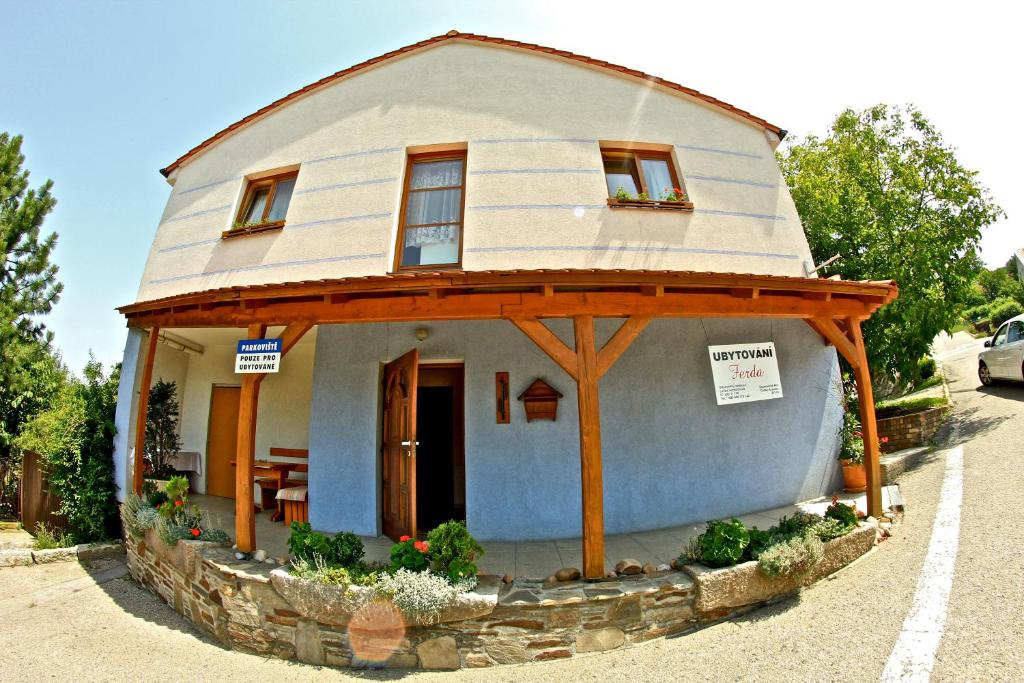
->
0 132 64 517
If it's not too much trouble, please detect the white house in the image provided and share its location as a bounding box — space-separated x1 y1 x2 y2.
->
112 31 895 578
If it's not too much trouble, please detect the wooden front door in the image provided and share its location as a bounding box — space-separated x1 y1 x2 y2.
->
206 386 241 498
382 349 419 540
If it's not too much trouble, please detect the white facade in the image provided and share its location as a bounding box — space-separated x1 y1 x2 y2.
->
114 36 846 540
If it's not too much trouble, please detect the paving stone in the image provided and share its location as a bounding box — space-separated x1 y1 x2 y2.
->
615 559 643 575
484 639 529 664
555 567 581 581
0 549 34 567
31 547 77 564
576 627 625 652
416 636 460 670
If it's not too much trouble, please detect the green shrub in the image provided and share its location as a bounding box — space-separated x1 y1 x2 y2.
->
165 475 189 500
825 498 859 528
14 360 120 543
757 532 824 578
390 536 430 573
917 356 937 381
374 568 476 621
774 512 823 537
198 527 230 543
698 519 749 567
744 527 773 561
147 490 169 508
677 534 702 565
290 555 380 587
990 298 1024 326
33 522 74 549
331 531 366 568
286 522 365 568
426 520 484 582
811 518 851 542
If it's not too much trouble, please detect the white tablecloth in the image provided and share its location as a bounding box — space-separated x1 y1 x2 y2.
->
166 451 202 475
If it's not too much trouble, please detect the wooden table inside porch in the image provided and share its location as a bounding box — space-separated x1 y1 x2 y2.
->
230 460 303 522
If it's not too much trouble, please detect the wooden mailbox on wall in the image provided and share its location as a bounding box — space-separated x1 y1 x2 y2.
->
517 378 563 422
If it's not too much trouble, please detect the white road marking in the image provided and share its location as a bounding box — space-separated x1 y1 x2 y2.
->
882 445 964 682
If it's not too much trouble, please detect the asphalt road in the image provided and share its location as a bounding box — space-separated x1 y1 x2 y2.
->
1 332 1020 682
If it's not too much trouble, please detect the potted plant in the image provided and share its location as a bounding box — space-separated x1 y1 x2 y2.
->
144 379 183 491
837 381 887 493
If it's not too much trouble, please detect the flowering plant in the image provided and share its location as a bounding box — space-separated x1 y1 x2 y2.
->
837 377 887 465
390 535 430 573
661 187 686 202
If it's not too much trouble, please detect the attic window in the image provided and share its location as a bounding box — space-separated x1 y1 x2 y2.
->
225 171 298 238
602 148 693 211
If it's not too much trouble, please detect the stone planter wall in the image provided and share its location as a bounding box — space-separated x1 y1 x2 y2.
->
125 524 878 670
877 405 949 453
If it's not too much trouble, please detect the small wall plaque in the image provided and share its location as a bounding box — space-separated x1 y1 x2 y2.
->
495 372 510 424
517 378 563 422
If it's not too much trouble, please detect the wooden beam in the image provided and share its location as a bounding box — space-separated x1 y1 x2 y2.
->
132 327 160 495
849 318 883 518
596 316 651 378
806 318 858 366
508 318 579 381
278 321 314 356
126 290 877 329
235 323 266 553
574 316 605 579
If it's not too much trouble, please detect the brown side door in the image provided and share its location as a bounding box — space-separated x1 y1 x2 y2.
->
382 349 418 540
206 386 241 498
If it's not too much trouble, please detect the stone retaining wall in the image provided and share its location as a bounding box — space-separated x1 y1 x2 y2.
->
125 524 878 670
878 405 949 452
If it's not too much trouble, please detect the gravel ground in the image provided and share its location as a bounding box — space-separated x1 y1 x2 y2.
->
0 334 1019 682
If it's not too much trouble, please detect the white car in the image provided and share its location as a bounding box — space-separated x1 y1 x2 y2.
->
979 313 1024 385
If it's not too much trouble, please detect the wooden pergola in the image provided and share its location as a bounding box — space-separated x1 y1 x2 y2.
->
120 269 897 579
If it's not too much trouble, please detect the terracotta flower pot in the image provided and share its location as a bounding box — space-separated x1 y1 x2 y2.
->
840 460 867 493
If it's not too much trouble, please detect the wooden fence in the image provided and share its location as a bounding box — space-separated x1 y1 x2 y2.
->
19 450 66 534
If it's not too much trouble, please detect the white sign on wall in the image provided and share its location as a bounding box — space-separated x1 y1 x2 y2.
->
707 342 783 406
235 338 283 373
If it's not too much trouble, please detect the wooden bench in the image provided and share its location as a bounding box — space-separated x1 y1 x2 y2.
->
254 447 308 520
276 486 308 526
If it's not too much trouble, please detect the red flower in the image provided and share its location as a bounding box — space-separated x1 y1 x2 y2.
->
174 500 184 507
414 540 429 553
880 437 889 443
399 535 411 542
190 528 201 538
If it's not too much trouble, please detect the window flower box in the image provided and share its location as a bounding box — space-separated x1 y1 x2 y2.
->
606 198 694 212
222 219 285 239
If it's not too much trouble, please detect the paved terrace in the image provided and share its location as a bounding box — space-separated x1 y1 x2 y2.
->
191 491 879 578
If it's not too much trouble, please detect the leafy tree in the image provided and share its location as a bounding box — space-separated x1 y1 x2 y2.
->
779 105 1004 380
144 379 183 479
0 132 63 517
15 357 120 542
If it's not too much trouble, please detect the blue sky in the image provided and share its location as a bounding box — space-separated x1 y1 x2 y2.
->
2 1 1019 373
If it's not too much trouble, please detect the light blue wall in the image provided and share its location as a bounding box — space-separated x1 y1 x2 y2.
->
308 318 843 540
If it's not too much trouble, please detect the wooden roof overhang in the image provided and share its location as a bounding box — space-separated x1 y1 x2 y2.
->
119 269 897 329
122 268 898 572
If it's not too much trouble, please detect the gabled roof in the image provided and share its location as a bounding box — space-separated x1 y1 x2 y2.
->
160 30 786 178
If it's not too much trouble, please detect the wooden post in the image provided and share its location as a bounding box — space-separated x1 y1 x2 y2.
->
235 323 266 553
574 316 605 579
509 315 650 580
848 318 883 518
132 327 160 495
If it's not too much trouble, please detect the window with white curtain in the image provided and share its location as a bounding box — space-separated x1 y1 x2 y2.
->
397 153 466 269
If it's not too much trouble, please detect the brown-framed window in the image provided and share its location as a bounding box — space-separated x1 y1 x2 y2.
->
232 171 298 231
602 149 685 202
395 152 466 270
